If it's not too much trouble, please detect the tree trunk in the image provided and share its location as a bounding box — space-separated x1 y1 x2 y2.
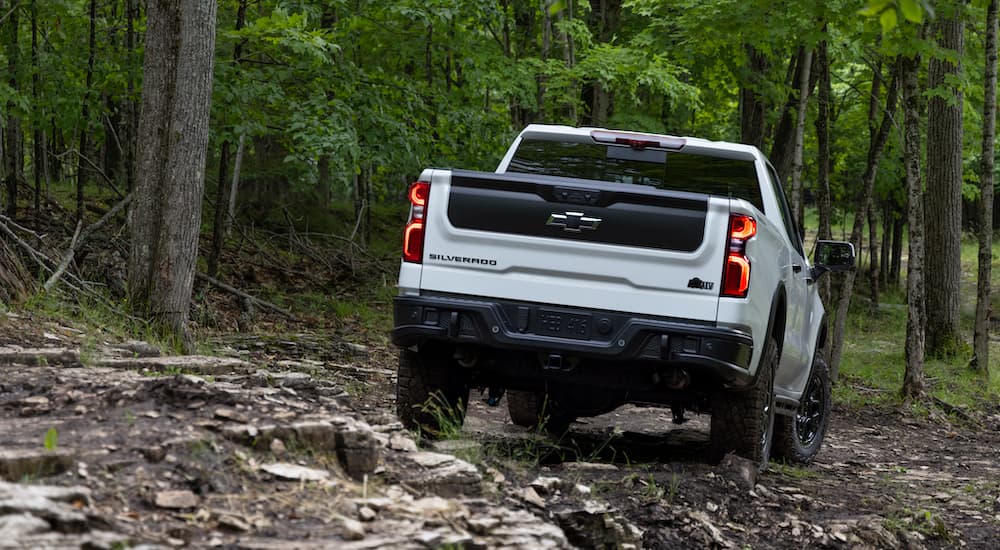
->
924 8 965 357
585 0 622 126
891 212 903 286
129 0 218 351
974 0 997 374
207 0 247 278
769 50 802 184
789 48 812 234
901 52 926 400
225 133 244 237
815 38 833 306
76 0 97 222
317 154 332 206
829 62 900 379
868 203 879 308
557 0 577 124
740 44 769 149
125 0 139 192
536 0 551 121
4 2 22 219
30 0 41 217
207 139 230 278
880 200 892 286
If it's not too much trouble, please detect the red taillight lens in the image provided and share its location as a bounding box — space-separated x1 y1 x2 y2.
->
723 254 751 297
403 220 424 263
409 182 429 207
722 214 755 298
403 182 430 264
728 215 757 241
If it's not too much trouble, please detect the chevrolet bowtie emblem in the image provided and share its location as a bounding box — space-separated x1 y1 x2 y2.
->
547 211 601 232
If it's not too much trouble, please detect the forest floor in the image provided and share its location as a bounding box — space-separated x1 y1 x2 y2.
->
2 311 1000 549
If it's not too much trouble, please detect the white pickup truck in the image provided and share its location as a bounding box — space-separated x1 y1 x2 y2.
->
391 124 854 468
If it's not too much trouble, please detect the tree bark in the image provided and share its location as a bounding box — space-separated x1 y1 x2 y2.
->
207 0 247 278
880 200 892 286
891 213 903 286
789 48 812 235
924 8 965 357
536 0 552 121
585 0 622 126
815 38 833 306
740 44 769 148
225 133 244 237
973 0 998 374
901 52 926 400
129 0 218 351
30 0 41 217
125 0 139 192
829 62 900 379
76 0 96 222
4 1 22 219
769 50 802 184
868 203 879 307
557 0 577 124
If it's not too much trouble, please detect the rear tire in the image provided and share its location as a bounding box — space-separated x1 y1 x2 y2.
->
506 389 575 434
396 347 470 438
710 336 777 471
773 356 831 464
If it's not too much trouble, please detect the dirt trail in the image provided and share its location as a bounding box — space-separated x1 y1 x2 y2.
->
1 315 998 549
465 399 1000 548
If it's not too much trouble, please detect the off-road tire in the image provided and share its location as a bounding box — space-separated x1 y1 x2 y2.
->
773 355 831 464
506 389 575 434
396 347 470 438
710 336 777 470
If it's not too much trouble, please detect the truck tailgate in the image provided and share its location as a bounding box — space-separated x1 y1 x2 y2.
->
418 169 729 322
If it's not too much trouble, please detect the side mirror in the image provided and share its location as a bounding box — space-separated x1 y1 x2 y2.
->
810 240 855 280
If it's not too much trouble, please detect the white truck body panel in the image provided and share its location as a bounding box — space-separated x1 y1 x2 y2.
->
416 168 730 323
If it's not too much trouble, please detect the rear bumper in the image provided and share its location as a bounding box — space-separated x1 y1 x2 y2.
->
392 292 755 387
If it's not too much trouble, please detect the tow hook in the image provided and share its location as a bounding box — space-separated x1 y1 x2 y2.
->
543 354 564 371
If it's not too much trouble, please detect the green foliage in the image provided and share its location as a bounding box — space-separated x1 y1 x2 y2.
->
861 0 932 32
43 427 58 451
416 392 466 440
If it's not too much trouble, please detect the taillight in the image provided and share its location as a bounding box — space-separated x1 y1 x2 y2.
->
722 214 756 298
403 182 430 263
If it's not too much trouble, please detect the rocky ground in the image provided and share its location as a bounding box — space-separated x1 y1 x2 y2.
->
2 310 1000 549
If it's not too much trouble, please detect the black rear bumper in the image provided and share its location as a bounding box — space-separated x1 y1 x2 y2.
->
392 293 756 388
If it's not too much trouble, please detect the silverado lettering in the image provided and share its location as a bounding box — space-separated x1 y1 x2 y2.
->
393 124 855 471
428 254 497 266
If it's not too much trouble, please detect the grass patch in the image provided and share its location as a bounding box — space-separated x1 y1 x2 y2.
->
770 461 820 480
835 235 1000 413
22 289 183 355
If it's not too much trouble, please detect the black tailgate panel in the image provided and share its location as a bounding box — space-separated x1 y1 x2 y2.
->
446 170 708 252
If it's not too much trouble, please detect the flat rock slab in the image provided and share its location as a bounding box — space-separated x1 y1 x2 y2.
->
0 480 126 549
395 452 482 497
0 482 90 506
97 355 252 375
0 450 75 481
260 463 330 482
154 490 200 509
0 347 80 366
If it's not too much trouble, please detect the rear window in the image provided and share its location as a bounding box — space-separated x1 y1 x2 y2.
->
508 139 763 210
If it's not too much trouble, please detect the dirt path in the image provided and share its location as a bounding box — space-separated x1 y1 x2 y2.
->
464 400 1000 548
1 317 998 548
